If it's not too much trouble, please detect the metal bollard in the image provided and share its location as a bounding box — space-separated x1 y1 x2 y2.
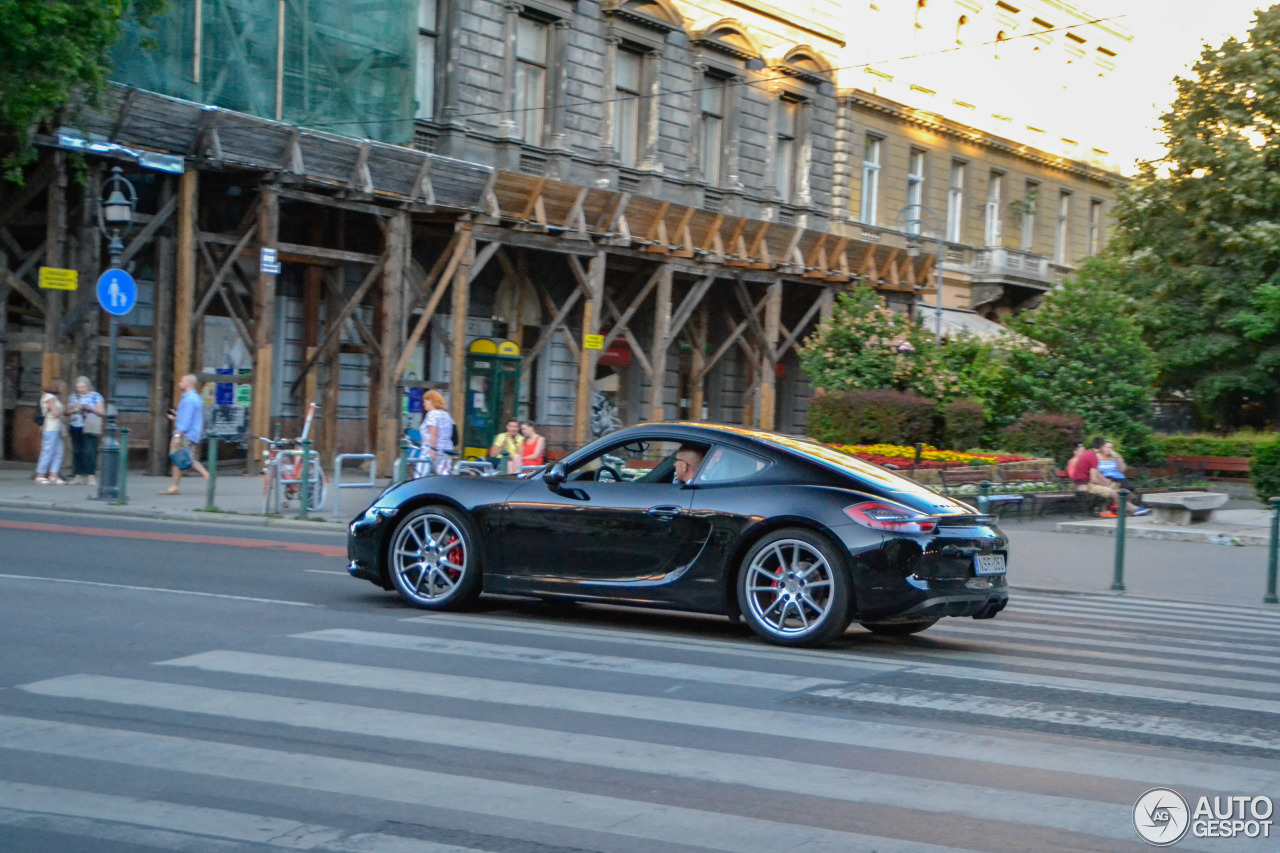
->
205 437 218 511
397 438 411 483
1111 488 1129 592
299 438 312 520
116 428 129 504
1266 497 1280 605
978 480 991 515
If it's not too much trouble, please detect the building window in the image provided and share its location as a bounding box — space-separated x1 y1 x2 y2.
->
946 160 965 242
775 97 801 202
985 170 1003 246
699 76 726 185
614 47 643 167
860 134 882 225
905 148 926 233
1056 190 1072 264
415 0 438 120
1088 199 1104 255
514 16 549 146
1021 180 1039 251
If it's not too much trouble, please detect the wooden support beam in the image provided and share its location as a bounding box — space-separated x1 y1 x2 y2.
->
694 292 767 383
649 265 672 421
733 279 774 362
116 192 178 268
601 294 652 379
666 272 716 346
573 250 605 445
290 257 386 399
598 264 662 354
775 295 823 361
521 265 581 366
320 266 342 466
448 233 475 448
0 157 56 226
174 169 198 390
149 233 176 475
689 304 708 421
376 212 409 470
758 281 782 430
192 224 258 326
249 185 279 462
392 227 470 384
42 150 67 390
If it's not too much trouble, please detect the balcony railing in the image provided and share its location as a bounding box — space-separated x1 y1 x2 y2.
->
971 247 1055 287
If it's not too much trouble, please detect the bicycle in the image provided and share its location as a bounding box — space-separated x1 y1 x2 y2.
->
257 403 328 514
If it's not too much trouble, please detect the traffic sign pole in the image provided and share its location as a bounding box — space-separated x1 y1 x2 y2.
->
94 267 138 503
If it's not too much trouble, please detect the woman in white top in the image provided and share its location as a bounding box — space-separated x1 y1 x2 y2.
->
67 376 106 485
419 389 455 476
35 386 66 485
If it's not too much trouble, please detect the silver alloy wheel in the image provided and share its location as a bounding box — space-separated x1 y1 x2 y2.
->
391 512 468 604
743 538 835 637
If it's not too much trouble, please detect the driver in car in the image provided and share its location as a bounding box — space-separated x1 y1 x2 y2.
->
673 445 705 485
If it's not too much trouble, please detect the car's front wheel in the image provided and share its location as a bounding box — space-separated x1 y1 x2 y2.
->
388 505 481 610
737 528 852 647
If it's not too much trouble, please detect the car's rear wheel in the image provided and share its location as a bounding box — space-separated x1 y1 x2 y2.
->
388 506 481 610
861 619 938 636
737 528 852 647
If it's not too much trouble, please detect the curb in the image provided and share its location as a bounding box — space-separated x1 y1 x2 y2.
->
1053 520 1265 547
1008 583 1280 611
0 498 347 535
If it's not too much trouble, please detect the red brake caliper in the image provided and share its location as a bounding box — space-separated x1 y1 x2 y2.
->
443 534 462 581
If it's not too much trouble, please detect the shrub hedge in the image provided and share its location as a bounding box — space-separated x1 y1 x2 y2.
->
944 400 985 452
807 389 938 446
1000 413 1086 465
1250 441 1280 503
1154 432 1278 459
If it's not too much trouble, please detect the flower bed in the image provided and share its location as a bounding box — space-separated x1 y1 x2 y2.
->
828 443 1033 470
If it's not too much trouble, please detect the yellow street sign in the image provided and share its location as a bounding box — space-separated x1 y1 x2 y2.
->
38 267 78 290
584 334 604 350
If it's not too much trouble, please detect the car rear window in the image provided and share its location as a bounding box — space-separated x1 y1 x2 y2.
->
697 446 769 483
758 435 941 496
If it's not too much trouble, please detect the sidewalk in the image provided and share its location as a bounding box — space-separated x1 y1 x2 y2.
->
1056 508 1274 546
0 466 371 530
0 467 1275 609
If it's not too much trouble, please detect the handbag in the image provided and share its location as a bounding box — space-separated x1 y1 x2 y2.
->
32 410 44 427
169 446 194 471
83 412 104 436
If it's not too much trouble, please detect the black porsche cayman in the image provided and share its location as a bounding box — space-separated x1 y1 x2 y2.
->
348 422 1008 647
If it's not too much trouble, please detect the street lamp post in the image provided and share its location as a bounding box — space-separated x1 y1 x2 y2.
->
94 166 137 502
899 204 945 344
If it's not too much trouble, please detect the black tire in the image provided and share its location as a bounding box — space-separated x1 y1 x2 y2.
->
860 619 939 636
736 527 853 647
387 505 482 610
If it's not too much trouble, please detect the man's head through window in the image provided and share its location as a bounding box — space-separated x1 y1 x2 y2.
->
674 445 705 484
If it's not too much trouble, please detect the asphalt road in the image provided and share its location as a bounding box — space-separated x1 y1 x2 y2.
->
1 507 1278 853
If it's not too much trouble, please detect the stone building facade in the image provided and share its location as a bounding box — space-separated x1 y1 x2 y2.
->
0 0 1130 465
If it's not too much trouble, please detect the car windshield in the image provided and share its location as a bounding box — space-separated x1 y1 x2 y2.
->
757 434 941 496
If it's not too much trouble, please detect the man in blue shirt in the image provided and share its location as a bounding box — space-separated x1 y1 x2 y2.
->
161 373 209 495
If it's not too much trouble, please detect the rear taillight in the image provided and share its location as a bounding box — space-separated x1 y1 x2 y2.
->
844 502 938 534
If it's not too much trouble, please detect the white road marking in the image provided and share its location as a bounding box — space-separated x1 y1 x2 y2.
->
17 675 1148 845
0 573 316 606
807 684 1280 751
0 714 1002 853
0 781 495 852
298 628 861 690
161 650 1280 793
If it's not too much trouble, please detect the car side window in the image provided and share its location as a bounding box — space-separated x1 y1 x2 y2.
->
568 440 692 483
697 446 769 484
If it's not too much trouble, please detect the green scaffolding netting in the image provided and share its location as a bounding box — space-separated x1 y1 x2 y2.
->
112 0 417 144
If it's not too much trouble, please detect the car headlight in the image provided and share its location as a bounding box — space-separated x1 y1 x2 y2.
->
362 506 399 522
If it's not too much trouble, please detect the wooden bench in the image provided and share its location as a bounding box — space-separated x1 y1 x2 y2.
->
1165 455 1250 481
938 467 1024 515
1001 469 1079 516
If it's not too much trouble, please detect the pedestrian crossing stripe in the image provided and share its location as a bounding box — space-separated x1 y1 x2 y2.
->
0 715 992 853
158 649 1280 793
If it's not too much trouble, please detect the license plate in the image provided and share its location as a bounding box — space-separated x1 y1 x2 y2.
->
974 554 1006 576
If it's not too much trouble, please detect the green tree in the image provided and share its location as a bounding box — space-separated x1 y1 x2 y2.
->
0 0 165 182
1106 5 1280 426
1004 258 1159 459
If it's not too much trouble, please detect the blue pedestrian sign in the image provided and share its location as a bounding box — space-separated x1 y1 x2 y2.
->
97 268 137 316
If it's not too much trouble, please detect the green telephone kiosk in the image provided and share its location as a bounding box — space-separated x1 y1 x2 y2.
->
461 338 523 460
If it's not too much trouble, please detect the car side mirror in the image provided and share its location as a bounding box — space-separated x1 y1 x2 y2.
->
543 461 567 489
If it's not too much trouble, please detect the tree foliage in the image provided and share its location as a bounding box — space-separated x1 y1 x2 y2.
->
1105 5 1280 426
0 0 165 182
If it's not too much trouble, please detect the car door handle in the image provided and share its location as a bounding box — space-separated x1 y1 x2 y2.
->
646 505 683 520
